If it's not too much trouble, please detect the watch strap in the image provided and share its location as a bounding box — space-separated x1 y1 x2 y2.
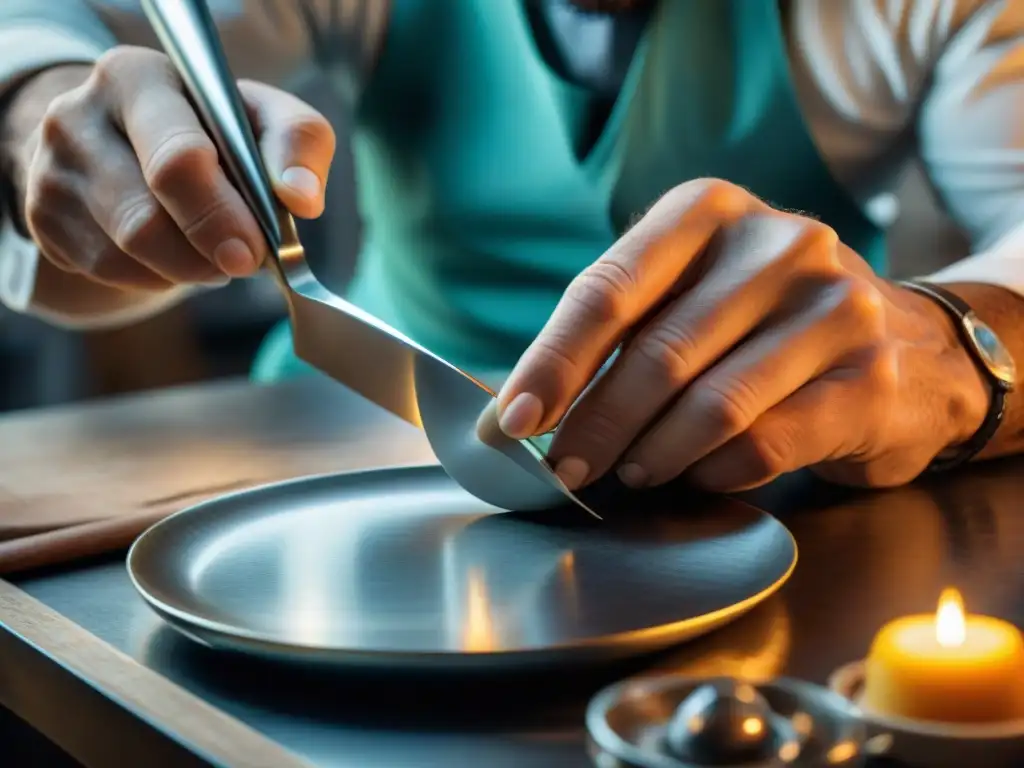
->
899 280 1009 472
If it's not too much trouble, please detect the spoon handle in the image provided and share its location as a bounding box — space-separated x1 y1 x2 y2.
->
141 0 282 251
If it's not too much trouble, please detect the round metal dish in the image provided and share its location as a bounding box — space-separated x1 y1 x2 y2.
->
127 465 797 671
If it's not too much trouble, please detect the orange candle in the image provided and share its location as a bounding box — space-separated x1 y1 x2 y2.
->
863 589 1024 723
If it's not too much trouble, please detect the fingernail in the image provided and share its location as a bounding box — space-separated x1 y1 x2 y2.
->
618 463 649 488
555 456 590 491
281 166 321 200
498 392 543 438
213 238 257 276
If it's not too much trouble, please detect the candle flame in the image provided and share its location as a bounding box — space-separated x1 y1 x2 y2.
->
936 588 966 648
742 717 764 736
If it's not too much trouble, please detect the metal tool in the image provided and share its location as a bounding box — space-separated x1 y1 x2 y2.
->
586 673 873 767
141 0 592 514
128 464 797 670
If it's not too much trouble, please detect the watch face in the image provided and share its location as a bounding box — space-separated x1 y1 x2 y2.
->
964 314 1017 388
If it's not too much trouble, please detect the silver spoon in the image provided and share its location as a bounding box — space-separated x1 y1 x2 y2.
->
141 0 596 516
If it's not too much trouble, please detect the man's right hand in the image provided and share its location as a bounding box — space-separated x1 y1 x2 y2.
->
1 45 336 295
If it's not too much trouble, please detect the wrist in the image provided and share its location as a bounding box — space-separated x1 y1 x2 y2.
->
900 286 991 453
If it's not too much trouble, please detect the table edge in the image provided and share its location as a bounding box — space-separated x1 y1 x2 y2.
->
0 578 313 768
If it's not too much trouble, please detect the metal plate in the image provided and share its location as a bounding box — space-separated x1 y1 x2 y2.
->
127 465 797 671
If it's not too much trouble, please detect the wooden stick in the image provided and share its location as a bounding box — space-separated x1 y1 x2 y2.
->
0 507 173 574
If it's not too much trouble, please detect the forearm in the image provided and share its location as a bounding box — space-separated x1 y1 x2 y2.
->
942 282 1024 459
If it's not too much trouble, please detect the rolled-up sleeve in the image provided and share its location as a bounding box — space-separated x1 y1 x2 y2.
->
0 1 114 95
915 1 1024 294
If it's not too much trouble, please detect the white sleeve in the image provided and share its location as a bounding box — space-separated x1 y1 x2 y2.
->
789 0 1024 295
913 1 1024 294
0 1 113 91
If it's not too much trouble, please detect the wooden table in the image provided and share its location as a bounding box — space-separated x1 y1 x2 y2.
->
0 377 1022 767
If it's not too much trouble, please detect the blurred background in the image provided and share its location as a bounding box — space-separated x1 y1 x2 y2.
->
0 94 971 414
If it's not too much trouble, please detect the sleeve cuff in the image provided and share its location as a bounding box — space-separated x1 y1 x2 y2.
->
0 215 194 330
0 210 37 312
926 224 1024 299
0 24 110 101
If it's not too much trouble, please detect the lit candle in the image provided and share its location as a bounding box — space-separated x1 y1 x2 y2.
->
863 589 1024 723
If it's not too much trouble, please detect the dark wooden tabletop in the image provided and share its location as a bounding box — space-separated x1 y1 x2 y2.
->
1 376 1022 767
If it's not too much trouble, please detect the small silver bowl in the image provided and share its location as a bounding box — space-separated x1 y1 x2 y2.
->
830 660 1024 768
586 673 874 767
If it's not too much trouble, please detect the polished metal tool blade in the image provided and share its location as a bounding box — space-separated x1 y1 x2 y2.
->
142 0 595 515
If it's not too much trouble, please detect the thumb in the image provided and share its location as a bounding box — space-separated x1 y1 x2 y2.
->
239 79 336 219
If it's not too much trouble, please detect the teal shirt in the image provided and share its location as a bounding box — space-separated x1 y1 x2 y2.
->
251 0 885 384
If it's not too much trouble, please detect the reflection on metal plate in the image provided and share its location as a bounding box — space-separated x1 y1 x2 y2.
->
128 466 797 671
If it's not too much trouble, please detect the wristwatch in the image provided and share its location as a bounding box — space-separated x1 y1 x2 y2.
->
899 280 1017 472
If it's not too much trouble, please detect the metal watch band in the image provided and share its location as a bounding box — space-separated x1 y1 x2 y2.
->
898 280 1009 472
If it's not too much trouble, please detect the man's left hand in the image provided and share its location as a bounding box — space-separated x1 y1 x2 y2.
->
496 179 991 492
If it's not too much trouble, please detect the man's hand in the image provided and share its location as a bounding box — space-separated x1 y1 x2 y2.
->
496 179 991 492
1 46 335 295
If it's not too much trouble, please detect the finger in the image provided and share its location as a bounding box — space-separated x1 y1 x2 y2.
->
616 280 884 488
547 217 843 487
22 168 79 273
687 354 889 493
103 59 265 278
496 180 758 439
29 195 172 291
240 79 336 219
74 120 223 284
23 149 171 291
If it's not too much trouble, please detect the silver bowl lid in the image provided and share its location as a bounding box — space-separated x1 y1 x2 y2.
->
586 674 869 767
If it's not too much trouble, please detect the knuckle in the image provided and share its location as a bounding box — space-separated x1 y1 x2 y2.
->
88 247 159 289
803 220 840 251
90 48 132 89
39 97 79 149
32 169 77 207
571 406 628 451
180 196 235 242
695 178 750 216
25 173 76 232
792 221 841 272
742 423 796 478
661 178 749 218
568 260 636 324
93 46 167 85
694 379 759 435
144 130 219 195
111 195 166 255
89 50 120 87
529 334 581 375
839 280 886 336
281 115 337 152
651 178 749 222
633 324 699 382
864 346 900 395
89 254 129 284
848 455 920 489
